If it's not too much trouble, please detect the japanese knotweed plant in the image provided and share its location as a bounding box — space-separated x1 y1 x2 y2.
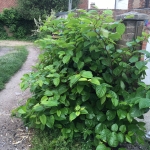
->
12 10 150 149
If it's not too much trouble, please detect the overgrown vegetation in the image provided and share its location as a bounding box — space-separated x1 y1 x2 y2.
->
0 8 35 40
30 129 150 150
13 10 150 149
31 129 93 150
0 46 28 90
17 0 80 20
0 0 79 40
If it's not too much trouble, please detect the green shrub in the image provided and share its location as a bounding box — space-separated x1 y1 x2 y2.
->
0 8 35 39
13 10 150 149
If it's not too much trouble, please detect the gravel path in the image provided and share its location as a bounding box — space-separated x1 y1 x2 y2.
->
0 41 40 150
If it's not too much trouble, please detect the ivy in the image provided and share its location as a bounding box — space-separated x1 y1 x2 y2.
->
12 9 150 149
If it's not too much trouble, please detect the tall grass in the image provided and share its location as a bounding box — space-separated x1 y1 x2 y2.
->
0 46 28 90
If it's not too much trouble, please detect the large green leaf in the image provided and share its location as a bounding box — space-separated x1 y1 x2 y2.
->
146 91 150 99
18 108 26 114
106 110 116 121
103 73 113 83
77 84 84 93
33 103 44 112
87 31 97 37
77 61 84 70
135 61 146 70
101 28 109 38
81 70 93 78
117 109 127 120
125 135 132 143
40 114 47 125
103 10 113 15
44 90 53 96
120 80 125 90
96 144 110 150
127 113 132 123
96 84 107 98
108 132 119 147
130 106 145 117
96 112 106 122
90 77 100 85
111 98 119 107
117 132 124 143
41 99 58 107
84 41 91 47
63 55 70 64
46 115 54 128
139 98 150 109
116 23 125 35
76 51 82 59
111 124 118 132
119 125 126 133
69 112 77 121
100 129 111 142
95 123 106 134
129 55 138 63
53 78 60 86
101 59 111 66
69 74 81 87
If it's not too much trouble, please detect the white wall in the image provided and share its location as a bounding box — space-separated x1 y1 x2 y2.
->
142 38 150 85
88 0 116 9
88 0 128 9
116 0 128 9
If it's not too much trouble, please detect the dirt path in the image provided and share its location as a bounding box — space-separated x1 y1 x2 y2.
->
0 41 40 150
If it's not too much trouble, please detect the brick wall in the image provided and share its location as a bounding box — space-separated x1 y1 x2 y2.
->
78 0 88 9
128 0 146 9
0 0 17 12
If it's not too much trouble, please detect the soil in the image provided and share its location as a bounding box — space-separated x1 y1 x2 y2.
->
0 40 40 150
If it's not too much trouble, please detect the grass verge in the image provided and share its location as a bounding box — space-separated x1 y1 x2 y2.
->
0 46 28 90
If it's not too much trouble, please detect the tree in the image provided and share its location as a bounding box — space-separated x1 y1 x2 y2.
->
17 0 80 20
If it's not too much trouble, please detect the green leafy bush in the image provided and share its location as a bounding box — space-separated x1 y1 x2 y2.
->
13 10 150 149
0 8 35 39
17 0 80 20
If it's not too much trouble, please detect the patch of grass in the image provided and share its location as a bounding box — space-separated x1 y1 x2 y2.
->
0 46 28 90
30 129 93 150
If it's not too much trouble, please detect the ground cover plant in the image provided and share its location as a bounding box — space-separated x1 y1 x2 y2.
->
13 10 150 149
0 46 28 90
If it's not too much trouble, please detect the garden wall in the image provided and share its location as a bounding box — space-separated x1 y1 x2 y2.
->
0 0 17 12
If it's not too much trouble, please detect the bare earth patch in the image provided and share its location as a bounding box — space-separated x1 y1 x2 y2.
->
0 41 40 150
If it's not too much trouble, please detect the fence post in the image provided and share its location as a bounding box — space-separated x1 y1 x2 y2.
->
116 11 150 49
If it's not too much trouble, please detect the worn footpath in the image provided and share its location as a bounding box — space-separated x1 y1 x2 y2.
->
0 41 40 150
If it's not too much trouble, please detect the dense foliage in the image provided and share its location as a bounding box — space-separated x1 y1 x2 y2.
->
17 0 80 20
0 8 35 39
13 10 150 149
